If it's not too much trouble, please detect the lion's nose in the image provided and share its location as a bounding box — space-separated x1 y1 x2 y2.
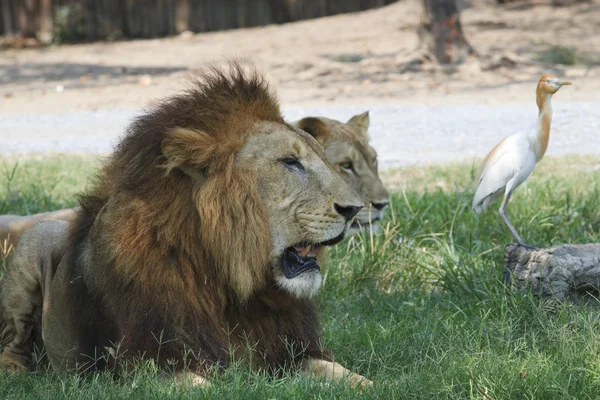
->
334 203 363 221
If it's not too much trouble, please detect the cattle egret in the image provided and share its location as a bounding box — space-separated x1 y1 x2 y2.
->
472 74 572 249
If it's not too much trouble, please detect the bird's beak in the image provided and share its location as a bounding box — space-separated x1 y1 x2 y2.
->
556 80 572 86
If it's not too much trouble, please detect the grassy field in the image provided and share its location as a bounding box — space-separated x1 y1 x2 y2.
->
1 154 599 399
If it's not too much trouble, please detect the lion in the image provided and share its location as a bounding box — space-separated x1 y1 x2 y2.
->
0 64 372 388
0 114 389 251
0 209 77 252
294 113 389 234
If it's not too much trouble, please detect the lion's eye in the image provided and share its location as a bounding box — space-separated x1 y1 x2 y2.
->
340 161 354 172
281 157 304 171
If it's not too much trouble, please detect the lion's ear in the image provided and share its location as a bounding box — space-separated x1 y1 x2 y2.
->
295 117 330 146
347 111 370 137
161 127 216 177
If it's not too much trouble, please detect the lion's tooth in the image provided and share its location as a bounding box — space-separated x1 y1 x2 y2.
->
300 246 311 257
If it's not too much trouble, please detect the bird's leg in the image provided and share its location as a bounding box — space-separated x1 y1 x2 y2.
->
499 192 537 251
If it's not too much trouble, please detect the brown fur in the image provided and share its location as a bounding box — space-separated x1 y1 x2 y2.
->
66 64 321 373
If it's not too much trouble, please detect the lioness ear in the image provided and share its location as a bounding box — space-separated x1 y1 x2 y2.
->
161 127 216 177
347 111 370 137
294 117 330 146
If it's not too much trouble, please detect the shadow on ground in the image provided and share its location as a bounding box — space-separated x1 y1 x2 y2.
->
0 62 187 86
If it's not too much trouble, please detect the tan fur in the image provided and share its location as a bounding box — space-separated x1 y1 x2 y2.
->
295 111 389 233
0 209 77 252
0 220 70 370
0 64 371 389
302 359 372 390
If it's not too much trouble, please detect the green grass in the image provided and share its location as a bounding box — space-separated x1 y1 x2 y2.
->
535 45 600 66
1 154 600 399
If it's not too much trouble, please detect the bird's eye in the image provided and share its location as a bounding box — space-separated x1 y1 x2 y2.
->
281 157 304 171
373 158 378 169
546 79 551 83
340 161 354 172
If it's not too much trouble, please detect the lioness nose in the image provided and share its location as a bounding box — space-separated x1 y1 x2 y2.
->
372 201 389 211
334 203 363 221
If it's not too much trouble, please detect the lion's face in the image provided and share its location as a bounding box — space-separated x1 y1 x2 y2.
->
237 121 363 297
294 112 390 234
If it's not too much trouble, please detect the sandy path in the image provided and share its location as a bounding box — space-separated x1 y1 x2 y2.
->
2 101 597 168
1 0 599 168
1 0 600 114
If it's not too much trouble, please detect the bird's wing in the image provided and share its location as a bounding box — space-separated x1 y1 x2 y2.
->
476 133 522 183
472 134 530 211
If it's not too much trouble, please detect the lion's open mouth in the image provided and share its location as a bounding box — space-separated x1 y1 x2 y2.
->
282 232 346 279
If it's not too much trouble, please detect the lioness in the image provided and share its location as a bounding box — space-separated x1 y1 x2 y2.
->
295 112 389 234
0 65 372 388
0 114 388 250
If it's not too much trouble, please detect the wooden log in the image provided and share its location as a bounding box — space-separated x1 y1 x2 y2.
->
504 243 600 302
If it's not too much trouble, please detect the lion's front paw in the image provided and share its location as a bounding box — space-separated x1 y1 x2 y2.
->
349 373 373 390
174 371 211 388
0 353 28 372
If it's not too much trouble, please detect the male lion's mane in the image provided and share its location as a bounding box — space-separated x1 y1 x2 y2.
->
64 64 328 374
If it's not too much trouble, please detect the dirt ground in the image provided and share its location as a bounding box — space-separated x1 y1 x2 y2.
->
1 0 599 116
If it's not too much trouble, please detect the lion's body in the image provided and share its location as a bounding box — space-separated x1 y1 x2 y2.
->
0 220 71 370
0 209 77 252
0 65 370 387
38 222 324 373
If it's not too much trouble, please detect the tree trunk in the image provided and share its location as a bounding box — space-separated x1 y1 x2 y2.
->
15 0 52 42
1 0 16 35
17 0 38 38
419 0 476 64
504 243 600 303
175 0 190 32
268 0 292 24
37 0 53 43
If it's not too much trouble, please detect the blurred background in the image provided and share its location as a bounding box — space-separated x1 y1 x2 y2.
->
1 0 599 165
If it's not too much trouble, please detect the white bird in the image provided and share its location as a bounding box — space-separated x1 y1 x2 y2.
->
472 74 572 249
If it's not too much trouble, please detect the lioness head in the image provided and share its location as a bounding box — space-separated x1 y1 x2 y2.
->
294 112 389 234
158 66 363 301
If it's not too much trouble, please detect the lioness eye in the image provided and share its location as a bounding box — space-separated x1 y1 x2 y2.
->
281 157 304 171
340 161 354 172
